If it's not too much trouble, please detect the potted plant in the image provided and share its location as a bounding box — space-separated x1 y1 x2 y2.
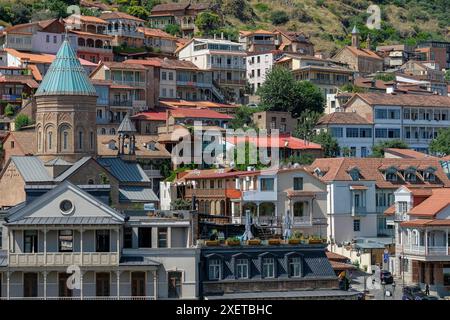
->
268 238 281 245
308 235 322 244
226 237 241 246
247 238 261 245
288 231 302 244
205 240 220 246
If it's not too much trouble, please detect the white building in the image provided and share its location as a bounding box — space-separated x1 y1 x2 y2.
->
177 37 247 103
246 50 283 94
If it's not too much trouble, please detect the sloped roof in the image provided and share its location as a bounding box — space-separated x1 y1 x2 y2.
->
309 158 450 188
407 188 450 217
347 92 450 108
151 3 189 12
65 14 108 24
345 46 383 60
10 156 52 182
100 11 145 22
119 186 158 202
138 27 177 39
169 108 232 119
97 157 150 182
384 148 435 159
0 75 39 88
117 113 137 133
35 38 97 96
317 112 372 125
226 134 322 150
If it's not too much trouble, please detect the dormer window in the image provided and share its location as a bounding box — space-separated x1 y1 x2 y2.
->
404 167 417 182
208 259 222 280
314 168 324 177
423 171 435 182
384 166 398 182
349 168 360 181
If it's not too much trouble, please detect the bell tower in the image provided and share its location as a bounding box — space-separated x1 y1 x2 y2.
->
34 36 98 162
351 25 360 48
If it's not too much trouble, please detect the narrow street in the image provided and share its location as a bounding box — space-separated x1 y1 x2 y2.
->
350 271 405 300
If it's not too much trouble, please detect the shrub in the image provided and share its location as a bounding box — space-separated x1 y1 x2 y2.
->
270 10 289 25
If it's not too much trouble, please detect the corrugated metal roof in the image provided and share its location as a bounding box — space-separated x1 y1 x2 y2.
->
97 158 149 182
11 156 52 182
54 157 92 181
119 186 158 202
6 216 122 225
35 38 97 96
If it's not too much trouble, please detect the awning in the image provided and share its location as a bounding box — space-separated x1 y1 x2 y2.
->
349 185 369 190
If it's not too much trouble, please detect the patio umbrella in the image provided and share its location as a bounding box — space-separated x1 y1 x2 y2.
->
242 209 254 240
283 210 292 240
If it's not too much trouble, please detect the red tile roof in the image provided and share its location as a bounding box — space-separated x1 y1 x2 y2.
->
123 58 162 67
169 108 232 120
100 11 145 22
309 158 450 188
317 112 372 125
131 110 167 121
226 134 322 150
400 219 450 227
347 92 450 108
138 27 177 39
384 148 435 159
407 188 450 217
345 46 383 60
0 75 39 88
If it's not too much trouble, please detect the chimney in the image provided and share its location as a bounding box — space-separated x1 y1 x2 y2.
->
386 87 394 94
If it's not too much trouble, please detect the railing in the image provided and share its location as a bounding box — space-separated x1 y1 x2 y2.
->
351 206 367 216
105 29 144 38
111 100 132 107
110 80 146 87
394 213 407 222
78 45 113 53
242 190 277 202
132 100 147 108
210 64 246 71
0 94 22 102
180 23 195 30
403 245 450 256
249 40 275 45
185 188 227 197
8 252 119 267
216 78 247 85
293 216 312 226
1 296 155 301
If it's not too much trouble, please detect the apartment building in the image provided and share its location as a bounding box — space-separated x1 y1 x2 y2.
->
239 30 278 52
309 157 450 271
376 44 415 70
148 3 209 38
387 187 450 297
316 112 374 157
0 181 198 299
274 29 314 56
177 38 247 104
276 54 354 96
246 50 283 94
139 27 178 55
100 12 145 48
65 14 114 63
417 41 450 69
398 61 447 96
252 111 297 134
344 92 450 153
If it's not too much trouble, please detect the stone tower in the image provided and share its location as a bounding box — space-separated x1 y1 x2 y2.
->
351 25 360 49
34 36 98 162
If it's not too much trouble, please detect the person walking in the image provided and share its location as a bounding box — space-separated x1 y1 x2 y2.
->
425 283 430 295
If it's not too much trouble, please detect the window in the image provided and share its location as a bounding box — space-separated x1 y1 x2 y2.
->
10 141 14 149
96 273 110 296
23 273 38 297
78 131 83 149
349 169 360 181
168 271 182 298
210 180 215 189
236 258 249 279
360 128 372 138
53 35 57 44
90 132 94 149
208 259 221 280
48 131 53 149
405 172 416 182
293 177 303 190
289 257 302 277
330 127 343 138
398 201 408 213
443 265 450 286
168 72 173 81
262 257 275 278
46 35 50 43
24 230 38 253
293 202 305 217
158 227 168 248
58 230 73 252
375 109 387 119
260 178 274 191
162 88 166 97
353 219 361 232
138 227 152 248
124 227 133 248
162 72 167 80
63 132 68 150
361 147 368 157
96 230 110 252
346 128 359 138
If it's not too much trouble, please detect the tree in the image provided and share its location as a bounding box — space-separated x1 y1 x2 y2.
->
258 66 324 117
230 105 258 129
445 70 450 81
14 114 31 130
311 131 340 158
127 6 149 20
195 11 221 36
171 198 192 210
164 24 181 36
430 128 450 155
270 10 289 25
371 139 408 158
4 104 15 117
294 110 322 142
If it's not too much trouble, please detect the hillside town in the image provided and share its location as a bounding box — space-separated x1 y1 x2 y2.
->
0 1 450 302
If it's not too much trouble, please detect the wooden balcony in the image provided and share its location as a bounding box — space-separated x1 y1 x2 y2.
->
8 252 119 267
185 188 227 198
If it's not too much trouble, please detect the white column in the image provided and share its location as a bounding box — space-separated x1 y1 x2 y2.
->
116 228 120 256
153 270 158 300
446 229 449 256
6 271 10 300
44 228 47 265
43 271 47 300
80 227 83 266
116 270 120 299
167 227 172 249
425 229 428 254
80 271 84 300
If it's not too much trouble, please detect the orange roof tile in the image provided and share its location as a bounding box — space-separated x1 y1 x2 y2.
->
4 48 97 67
384 148 435 159
169 108 232 120
317 112 372 125
65 14 108 24
408 188 450 217
345 46 383 60
100 11 145 23
138 27 177 40
347 92 450 108
226 134 322 150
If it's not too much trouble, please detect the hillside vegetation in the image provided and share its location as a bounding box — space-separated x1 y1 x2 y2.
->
0 0 449 55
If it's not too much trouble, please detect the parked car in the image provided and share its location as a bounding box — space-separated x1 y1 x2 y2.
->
402 285 423 300
380 270 394 284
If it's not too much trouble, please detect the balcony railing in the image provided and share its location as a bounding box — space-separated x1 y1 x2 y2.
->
78 45 113 53
110 80 146 87
111 100 132 107
402 245 450 256
186 188 227 198
351 206 367 216
394 213 407 222
8 252 119 267
293 216 312 226
242 190 277 202
216 78 247 86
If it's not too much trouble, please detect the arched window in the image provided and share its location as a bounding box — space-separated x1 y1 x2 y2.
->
63 132 68 150
109 128 116 135
78 131 83 149
101 128 106 135
48 132 53 150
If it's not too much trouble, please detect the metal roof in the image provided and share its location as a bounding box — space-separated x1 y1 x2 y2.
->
119 186 158 202
11 156 52 182
205 289 361 300
5 216 122 225
119 255 160 266
53 157 92 181
118 113 137 133
97 158 150 182
35 38 97 96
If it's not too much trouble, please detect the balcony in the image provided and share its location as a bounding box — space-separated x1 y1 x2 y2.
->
242 189 277 202
351 206 367 216
180 23 195 30
210 64 246 71
110 80 146 87
78 45 113 53
111 100 132 107
216 78 247 86
249 39 275 45
293 216 312 226
394 213 407 222
402 245 450 257
0 94 22 103
105 29 144 38
8 252 119 267
185 188 227 198
132 100 147 109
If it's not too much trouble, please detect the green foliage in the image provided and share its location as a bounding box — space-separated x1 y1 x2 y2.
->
233 141 265 171
374 73 395 82
430 128 450 156
258 66 324 118
254 3 269 12
294 110 322 142
14 114 30 130
195 11 222 36
445 70 450 82
171 198 191 210
127 6 149 20
4 104 15 117
229 105 258 130
270 10 289 25
285 154 315 165
371 139 409 158
164 24 181 37
340 84 367 93
311 131 340 158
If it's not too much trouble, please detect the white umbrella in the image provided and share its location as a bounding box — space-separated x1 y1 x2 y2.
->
242 209 253 240
283 210 292 240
